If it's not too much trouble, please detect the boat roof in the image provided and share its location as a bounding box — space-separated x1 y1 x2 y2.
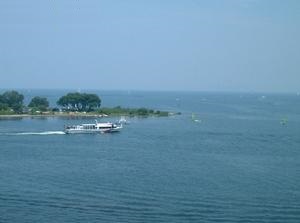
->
96 122 113 127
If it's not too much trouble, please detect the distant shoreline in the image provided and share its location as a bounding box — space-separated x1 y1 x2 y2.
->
0 111 179 119
0 90 179 118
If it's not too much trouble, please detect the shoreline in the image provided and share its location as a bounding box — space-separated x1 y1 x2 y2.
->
0 112 178 119
0 113 105 118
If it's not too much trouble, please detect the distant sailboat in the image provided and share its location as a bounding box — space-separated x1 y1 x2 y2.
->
280 117 288 126
191 113 201 123
175 98 181 107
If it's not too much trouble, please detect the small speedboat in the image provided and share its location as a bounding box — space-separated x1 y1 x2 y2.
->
118 116 130 125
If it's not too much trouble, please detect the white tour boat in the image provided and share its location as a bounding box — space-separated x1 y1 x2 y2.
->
64 120 122 134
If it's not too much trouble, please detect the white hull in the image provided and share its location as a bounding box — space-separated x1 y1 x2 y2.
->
64 121 122 134
65 127 122 134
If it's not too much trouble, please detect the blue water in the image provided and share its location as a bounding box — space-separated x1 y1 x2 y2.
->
0 90 300 222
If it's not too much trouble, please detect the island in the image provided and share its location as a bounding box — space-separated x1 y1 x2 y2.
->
0 90 180 118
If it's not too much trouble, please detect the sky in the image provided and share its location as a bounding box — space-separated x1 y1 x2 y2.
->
0 0 299 92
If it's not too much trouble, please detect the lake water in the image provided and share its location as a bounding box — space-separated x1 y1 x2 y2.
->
0 90 300 222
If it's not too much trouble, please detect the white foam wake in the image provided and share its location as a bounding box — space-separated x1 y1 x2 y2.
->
4 131 66 136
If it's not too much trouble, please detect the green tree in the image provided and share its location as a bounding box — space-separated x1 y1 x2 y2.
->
84 93 101 111
57 92 101 112
57 92 82 110
137 108 148 116
28 96 49 111
2 90 24 113
0 94 9 111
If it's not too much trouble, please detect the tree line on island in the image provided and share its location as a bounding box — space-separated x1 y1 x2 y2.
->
0 90 171 116
57 92 101 112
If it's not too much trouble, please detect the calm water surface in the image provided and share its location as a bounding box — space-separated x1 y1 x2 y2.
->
0 91 300 222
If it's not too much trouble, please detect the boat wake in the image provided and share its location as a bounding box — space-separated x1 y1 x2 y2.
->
2 131 66 136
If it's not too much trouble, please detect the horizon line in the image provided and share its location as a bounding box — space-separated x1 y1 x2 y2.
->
0 87 299 95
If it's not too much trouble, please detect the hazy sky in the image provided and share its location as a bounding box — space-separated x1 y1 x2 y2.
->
0 0 299 92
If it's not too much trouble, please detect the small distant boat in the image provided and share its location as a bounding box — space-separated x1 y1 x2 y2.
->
280 117 288 126
64 120 122 134
118 116 129 125
191 113 201 123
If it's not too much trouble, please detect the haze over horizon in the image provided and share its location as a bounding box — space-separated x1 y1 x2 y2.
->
1 0 299 93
